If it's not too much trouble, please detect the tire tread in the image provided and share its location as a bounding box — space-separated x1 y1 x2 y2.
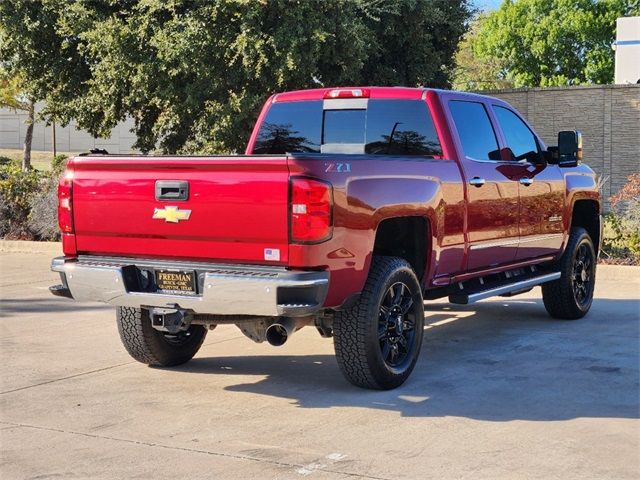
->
116 307 206 366
333 256 423 389
542 227 595 320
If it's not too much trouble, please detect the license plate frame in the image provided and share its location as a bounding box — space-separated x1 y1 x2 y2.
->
155 270 197 294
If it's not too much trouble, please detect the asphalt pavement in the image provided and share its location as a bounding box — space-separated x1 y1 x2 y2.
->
1 248 638 479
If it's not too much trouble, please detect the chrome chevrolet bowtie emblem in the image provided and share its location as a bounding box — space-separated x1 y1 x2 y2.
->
152 206 192 223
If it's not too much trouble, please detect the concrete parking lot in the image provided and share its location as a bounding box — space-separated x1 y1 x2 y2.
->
1 248 638 479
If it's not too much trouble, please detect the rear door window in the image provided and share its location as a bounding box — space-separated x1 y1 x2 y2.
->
449 100 500 161
365 100 442 156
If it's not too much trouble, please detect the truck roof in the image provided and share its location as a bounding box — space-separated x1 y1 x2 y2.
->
273 86 502 103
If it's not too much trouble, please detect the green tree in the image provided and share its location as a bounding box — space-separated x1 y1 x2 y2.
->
360 0 471 87
0 70 35 170
461 0 639 89
0 0 90 170
0 0 472 154
452 14 515 90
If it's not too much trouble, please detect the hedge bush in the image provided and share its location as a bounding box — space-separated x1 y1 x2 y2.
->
601 174 640 265
0 157 65 241
28 175 60 241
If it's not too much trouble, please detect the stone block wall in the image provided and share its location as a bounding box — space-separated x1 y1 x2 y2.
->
486 84 640 205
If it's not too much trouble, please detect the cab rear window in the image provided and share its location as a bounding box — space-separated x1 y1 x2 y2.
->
253 101 322 154
253 99 442 157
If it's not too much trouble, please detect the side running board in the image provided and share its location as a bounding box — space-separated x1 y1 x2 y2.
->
448 272 561 305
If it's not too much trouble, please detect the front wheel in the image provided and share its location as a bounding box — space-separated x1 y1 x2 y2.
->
333 256 425 390
542 227 596 319
116 307 207 366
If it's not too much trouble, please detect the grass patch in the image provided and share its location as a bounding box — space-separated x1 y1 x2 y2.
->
0 148 76 171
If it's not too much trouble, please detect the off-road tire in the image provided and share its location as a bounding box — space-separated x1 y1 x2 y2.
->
116 307 207 366
542 227 596 320
333 256 425 390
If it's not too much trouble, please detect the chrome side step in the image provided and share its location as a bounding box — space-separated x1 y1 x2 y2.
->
448 272 561 305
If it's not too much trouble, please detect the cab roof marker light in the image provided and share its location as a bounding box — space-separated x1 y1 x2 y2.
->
324 88 370 99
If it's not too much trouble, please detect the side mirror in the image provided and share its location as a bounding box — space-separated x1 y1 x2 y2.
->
557 130 582 166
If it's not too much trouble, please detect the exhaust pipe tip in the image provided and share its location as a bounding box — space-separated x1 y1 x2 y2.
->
265 318 295 346
266 324 288 346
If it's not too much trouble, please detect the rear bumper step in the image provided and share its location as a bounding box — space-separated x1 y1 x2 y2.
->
51 256 329 317
448 272 560 305
49 284 73 299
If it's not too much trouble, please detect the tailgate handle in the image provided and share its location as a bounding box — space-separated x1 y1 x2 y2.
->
156 181 189 201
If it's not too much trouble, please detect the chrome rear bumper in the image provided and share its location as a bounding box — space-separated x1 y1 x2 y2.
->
51 256 329 317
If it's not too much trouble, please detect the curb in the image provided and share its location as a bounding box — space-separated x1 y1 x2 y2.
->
0 240 62 255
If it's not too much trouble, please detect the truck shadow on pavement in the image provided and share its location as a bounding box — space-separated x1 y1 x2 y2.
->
177 297 639 421
0 298 110 317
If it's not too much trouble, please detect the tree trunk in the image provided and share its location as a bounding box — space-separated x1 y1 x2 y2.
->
22 99 35 171
52 120 57 158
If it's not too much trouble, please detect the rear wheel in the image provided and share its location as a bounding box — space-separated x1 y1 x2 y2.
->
116 307 207 366
542 227 596 319
333 256 425 390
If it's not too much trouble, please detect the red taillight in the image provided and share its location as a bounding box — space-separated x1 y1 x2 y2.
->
58 167 74 234
290 178 333 243
324 88 370 99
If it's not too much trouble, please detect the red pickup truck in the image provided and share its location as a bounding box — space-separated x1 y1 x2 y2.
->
50 87 601 389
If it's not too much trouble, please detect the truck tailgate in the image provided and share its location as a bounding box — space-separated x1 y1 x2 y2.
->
71 156 290 264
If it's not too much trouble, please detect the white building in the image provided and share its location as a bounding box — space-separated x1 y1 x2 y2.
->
614 16 640 84
0 103 137 154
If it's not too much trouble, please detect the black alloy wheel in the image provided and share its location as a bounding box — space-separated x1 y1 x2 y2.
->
378 282 417 370
542 227 597 320
333 256 425 389
572 242 594 308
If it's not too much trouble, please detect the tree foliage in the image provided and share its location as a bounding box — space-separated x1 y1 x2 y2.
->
0 0 472 153
452 13 515 90
0 70 28 111
455 0 640 89
0 69 36 170
360 0 471 87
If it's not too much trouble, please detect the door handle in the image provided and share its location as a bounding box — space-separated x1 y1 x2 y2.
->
469 177 486 187
155 180 189 201
519 177 534 186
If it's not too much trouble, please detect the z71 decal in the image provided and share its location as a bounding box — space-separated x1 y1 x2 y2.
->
324 162 351 173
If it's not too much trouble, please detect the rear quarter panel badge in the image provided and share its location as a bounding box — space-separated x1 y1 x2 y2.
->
325 162 351 173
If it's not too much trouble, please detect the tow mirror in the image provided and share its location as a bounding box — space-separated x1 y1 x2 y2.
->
556 130 582 166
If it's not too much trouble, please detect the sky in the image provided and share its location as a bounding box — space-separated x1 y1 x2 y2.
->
474 0 504 11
